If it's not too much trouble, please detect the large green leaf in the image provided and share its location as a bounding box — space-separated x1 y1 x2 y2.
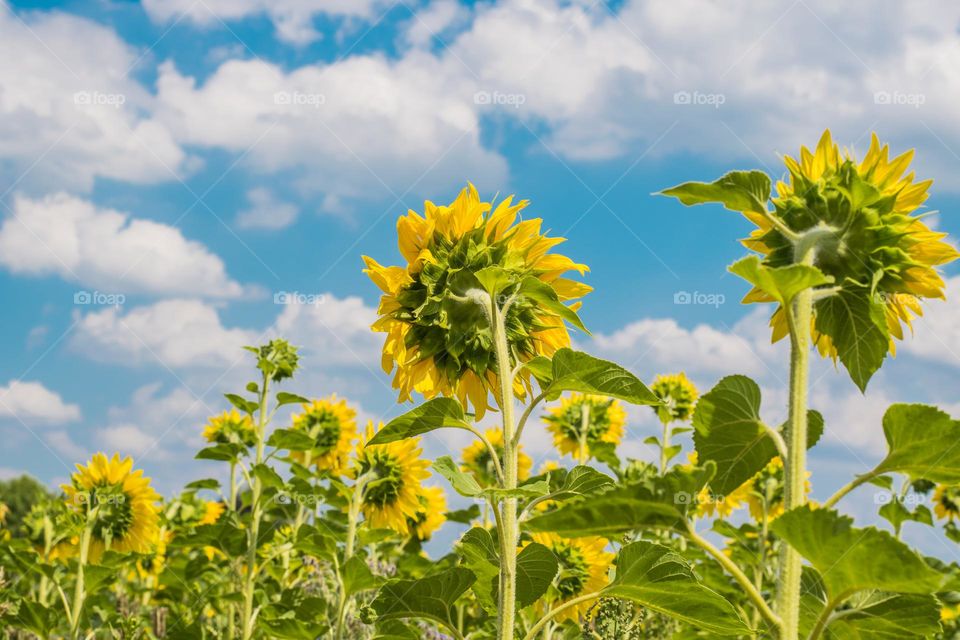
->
602 541 751 636
693 375 823 494
660 170 771 215
432 456 482 497
343 555 382 596
370 568 475 634
456 527 558 611
814 287 889 391
874 404 960 483
551 465 615 500
545 348 659 405
730 255 832 304
826 593 942 640
525 463 715 536
771 506 943 598
368 398 471 445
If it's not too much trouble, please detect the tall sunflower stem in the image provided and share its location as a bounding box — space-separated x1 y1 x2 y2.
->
777 247 815 640
491 299 518 640
241 373 270 640
659 421 671 474
577 408 590 463
69 505 98 639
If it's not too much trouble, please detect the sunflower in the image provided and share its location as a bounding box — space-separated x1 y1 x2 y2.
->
287 396 357 474
135 529 172 581
743 457 811 521
650 373 698 424
350 422 430 535
407 485 447 542
742 130 958 358
544 394 626 462
203 409 257 448
199 500 225 526
934 485 960 521
695 483 751 519
461 428 532 486
363 184 591 418
529 532 613 622
62 453 161 559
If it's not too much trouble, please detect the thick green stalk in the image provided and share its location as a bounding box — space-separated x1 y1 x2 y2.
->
577 407 590 463
777 248 815 640
241 375 270 640
659 421 671 474
69 507 97 639
492 300 518 640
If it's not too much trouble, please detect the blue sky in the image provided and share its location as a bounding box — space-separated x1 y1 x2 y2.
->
1 0 959 556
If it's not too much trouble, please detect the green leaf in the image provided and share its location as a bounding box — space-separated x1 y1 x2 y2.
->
874 404 960 483
518 277 589 335
432 456 482 497
251 464 285 490
195 443 246 462
275 392 310 407
602 541 751 636
474 266 513 298
814 287 889 391
1 600 55 636
522 356 553 388
445 504 480 524
343 555 382 596
771 506 943 598
369 399 471 445
693 375 823 494
826 593 942 640
660 170 771 215
456 528 557 611
555 465 615 498
370 568 475 634
185 478 221 490
526 463 715 536
259 620 329 640
515 542 559 608
224 392 259 415
457 527 499 612
546 349 659 405
729 255 832 304
266 428 316 451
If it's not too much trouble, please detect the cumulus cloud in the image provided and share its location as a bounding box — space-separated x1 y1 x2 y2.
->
0 5 185 192
71 299 259 368
142 0 388 45
899 276 960 368
0 193 245 297
0 380 81 424
236 187 299 230
153 53 508 212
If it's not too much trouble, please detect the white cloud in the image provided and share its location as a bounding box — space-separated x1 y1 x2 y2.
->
588 316 770 378
71 294 383 371
0 380 80 424
96 424 157 456
236 187 299 230
900 276 960 368
153 54 508 212
402 0 471 49
0 193 245 297
0 5 185 192
71 299 258 368
142 0 387 45
45 429 87 461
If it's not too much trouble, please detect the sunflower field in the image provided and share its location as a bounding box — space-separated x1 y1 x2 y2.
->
2 130 960 640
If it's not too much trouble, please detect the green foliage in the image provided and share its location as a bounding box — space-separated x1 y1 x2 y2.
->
659 170 772 215
814 285 890 391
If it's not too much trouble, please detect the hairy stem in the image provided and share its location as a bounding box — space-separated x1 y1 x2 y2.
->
777 247 815 640
492 299 518 640
241 374 270 640
69 509 96 639
523 592 603 640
